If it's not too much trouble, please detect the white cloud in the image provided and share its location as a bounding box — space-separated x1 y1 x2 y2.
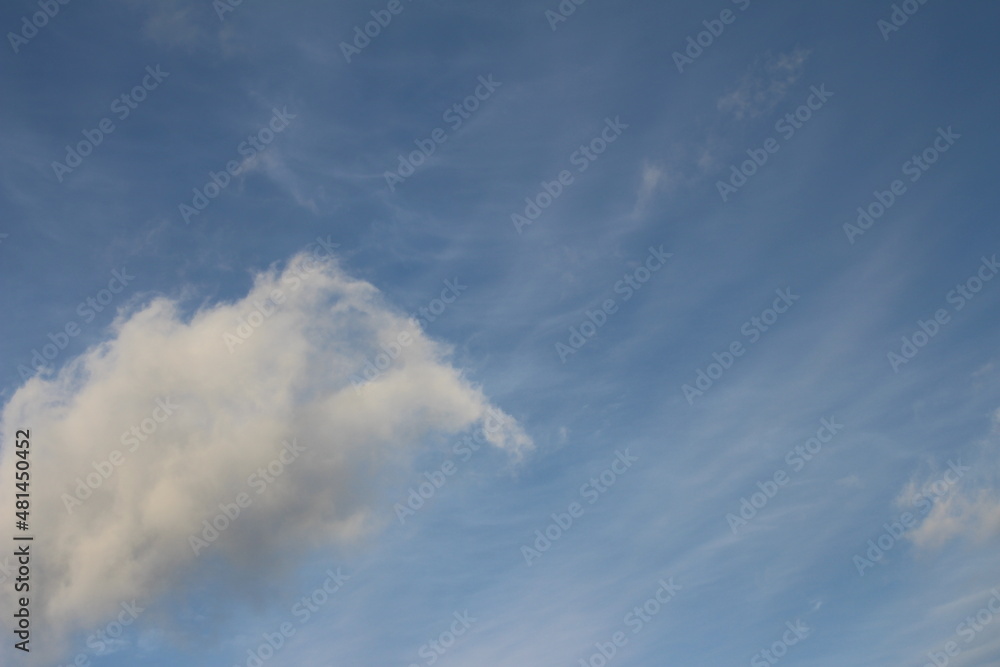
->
906 413 1000 550
0 250 531 662
631 160 668 217
717 48 811 120
909 490 1000 550
140 3 208 50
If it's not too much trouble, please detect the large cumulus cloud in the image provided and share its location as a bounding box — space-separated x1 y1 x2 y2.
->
0 249 531 663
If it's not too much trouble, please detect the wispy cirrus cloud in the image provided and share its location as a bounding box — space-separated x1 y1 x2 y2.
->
718 48 811 120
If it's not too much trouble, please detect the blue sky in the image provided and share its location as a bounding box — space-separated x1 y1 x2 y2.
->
1 0 1000 665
